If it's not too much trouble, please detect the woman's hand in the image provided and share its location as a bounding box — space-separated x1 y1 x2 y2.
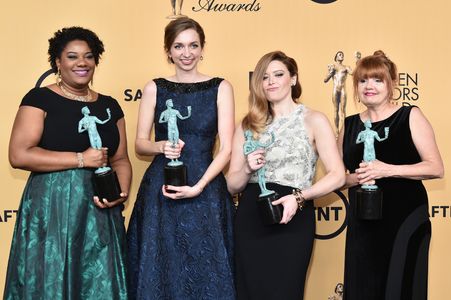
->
93 192 128 209
162 184 203 200
162 140 185 160
82 147 108 168
272 194 299 224
245 149 266 173
355 160 391 184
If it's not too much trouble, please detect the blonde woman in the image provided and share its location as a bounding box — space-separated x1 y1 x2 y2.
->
227 51 345 300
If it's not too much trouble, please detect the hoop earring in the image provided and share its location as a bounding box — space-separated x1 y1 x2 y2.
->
56 69 61 85
200 56 204 61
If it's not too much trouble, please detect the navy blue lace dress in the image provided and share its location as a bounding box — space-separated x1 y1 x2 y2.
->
127 78 235 300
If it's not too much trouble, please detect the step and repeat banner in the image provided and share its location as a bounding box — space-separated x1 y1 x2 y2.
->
1 0 450 298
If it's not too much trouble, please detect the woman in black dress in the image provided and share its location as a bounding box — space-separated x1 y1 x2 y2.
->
228 51 345 300
338 50 444 300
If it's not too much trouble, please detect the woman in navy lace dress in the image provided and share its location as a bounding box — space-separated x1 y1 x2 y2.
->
127 17 235 299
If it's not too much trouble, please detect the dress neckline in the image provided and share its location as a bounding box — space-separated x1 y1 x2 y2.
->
358 106 405 125
160 77 216 85
44 86 100 104
272 104 303 121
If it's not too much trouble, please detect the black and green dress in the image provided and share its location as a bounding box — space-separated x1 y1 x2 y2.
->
4 87 128 300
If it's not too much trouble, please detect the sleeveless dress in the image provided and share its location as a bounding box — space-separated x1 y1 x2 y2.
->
342 106 431 300
234 104 317 300
126 78 235 300
4 87 128 300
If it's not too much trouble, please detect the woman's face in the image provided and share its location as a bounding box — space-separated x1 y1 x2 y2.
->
262 60 295 104
357 77 389 107
56 40 95 89
168 28 203 72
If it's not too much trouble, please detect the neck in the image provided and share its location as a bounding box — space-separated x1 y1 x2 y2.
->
365 101 397 122
270 98 298 117
173 69 203 83
59 81 89 95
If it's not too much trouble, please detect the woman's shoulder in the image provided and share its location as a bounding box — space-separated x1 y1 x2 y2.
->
20 86 57 109
302 105 329 124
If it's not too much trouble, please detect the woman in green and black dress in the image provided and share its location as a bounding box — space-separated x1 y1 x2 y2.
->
4 27 131 300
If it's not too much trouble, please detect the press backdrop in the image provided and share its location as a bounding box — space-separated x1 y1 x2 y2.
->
1 0 450 298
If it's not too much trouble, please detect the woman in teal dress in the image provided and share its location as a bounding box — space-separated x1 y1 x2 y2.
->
4 27 131 299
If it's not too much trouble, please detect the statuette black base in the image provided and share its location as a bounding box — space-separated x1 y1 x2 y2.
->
356 188 383 220
94 169 122 201
164 164 187 193
257 192 283 225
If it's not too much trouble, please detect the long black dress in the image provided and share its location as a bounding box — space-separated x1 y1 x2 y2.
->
235 105 316 300
342 106 431 300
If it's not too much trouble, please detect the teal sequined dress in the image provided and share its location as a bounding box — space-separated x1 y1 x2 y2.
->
4 88 128 300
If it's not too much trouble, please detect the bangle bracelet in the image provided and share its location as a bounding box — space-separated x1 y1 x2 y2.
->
292 188 306 211
76 152 84 168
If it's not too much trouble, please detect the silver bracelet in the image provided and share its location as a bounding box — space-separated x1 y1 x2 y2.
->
76 152 84 168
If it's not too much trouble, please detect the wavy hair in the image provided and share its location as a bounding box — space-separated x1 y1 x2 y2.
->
242 51 302 134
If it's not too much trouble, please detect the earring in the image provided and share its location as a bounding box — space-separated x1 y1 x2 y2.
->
56 68 61 85
200 56 204 61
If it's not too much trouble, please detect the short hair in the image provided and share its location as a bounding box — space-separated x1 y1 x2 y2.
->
352 50 398 102
48 26 105 73
164 17 205 63
334 51 344 62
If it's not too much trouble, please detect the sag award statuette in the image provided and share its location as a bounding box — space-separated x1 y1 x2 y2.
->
167 0 185 19
159 99 192 190
243 130 281 225
78 106 121 201
355 120 389 220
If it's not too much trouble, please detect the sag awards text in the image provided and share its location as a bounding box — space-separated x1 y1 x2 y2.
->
192 0 261 12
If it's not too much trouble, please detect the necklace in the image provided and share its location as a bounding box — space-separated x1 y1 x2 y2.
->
58 83 93 102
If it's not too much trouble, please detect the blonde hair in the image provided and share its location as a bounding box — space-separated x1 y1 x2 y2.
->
353 50 398 102
242 51 302 134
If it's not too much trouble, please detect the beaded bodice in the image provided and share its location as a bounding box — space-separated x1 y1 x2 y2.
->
249 105 317 189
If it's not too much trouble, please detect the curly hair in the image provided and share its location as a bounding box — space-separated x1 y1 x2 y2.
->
48 26 105 73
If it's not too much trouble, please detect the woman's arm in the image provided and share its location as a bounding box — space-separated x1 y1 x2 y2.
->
135 80 167 156
337 124 361 189
302 110 346 200
356 107 444 182
226 124 268 195
96 117 132 208
272 109 346 224
227 125 251 194
163 80 235 199
9 106 106 172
